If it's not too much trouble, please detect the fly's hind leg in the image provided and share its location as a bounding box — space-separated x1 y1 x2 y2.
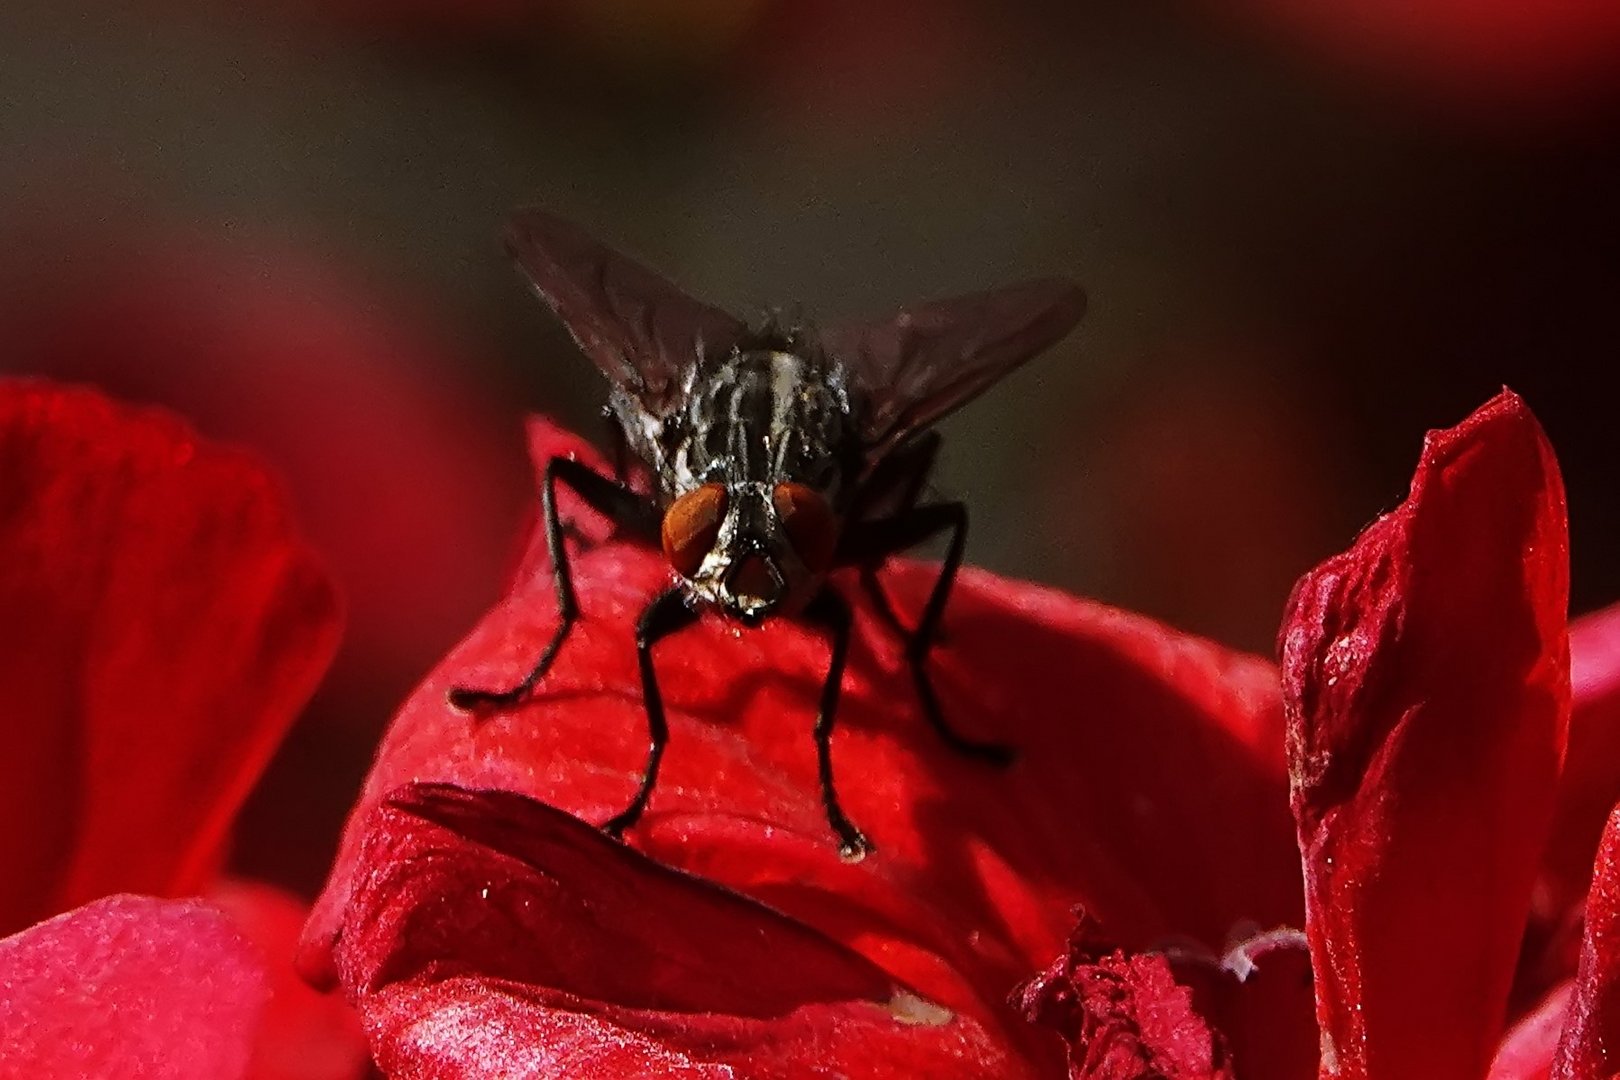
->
840 504 1015 766
448 455 659 712
853 431 940 640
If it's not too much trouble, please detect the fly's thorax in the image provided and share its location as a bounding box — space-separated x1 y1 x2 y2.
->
658 349 859 499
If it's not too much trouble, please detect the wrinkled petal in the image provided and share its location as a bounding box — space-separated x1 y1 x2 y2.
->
0 894 267 1079
210 880 369 1080
343 783 1021 1079
1552 806 1620 1077
0 381 341 934
304 418 1298 1072
1540 602 1620 918
1012 915 1233 1079
1281 390 1570 1079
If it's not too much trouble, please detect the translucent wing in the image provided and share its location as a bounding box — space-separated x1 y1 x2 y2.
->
506 209 748 416
820 278 1086 461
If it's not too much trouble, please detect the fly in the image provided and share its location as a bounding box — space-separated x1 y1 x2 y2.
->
450 209 1086 860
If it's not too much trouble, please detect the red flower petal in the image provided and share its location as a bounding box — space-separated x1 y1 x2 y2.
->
343 783 1021 1079
1012 916 1233 1079
1281 390 1570 1078
210 880 369 1080
0 381 341 934
1551 807 1620 1077
303 417 1299 1069
0 894 267 1078
1540 602 1620 918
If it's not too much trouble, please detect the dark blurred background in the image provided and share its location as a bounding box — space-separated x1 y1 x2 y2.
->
2 0 1616 893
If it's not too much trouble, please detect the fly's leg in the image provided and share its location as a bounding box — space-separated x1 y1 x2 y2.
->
448 456 659 712
853 432 941 639
840 504 1015 766
803 588 871 860
859 567 909 638
603 586 699 839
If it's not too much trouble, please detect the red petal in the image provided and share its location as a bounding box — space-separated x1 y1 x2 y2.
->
342 783 1024 1079
0 381 341 934
210 880 369 1080
1540 602 1620 919
1551 807 1620 1076
1281 390 1570 1079
1012 916 1234 1079
0 894 267 1077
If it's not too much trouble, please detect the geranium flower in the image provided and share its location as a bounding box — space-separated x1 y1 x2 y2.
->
296 405 1301 1076
0 380 365 1078
301 386 1620 1077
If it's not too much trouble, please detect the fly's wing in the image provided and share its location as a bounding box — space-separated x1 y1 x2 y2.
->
506 209 748 416
821 278 1085 462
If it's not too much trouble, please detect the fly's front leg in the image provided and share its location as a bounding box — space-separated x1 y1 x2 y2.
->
840 504 1015 766
448 456 659 712
802 588 871 861
603 586 699 839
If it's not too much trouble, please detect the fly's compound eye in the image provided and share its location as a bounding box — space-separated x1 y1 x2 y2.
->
662 483 728 578
773 482 838 575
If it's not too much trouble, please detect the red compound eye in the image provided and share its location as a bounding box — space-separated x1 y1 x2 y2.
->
662 484 727 578
773 482 838 575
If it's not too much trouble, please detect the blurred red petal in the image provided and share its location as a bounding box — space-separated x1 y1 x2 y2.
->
0 236 523 700
211 880 369 1080
1552 807 1620 1076
1489 983 1568 1080
1012 916 1233 1079
303 416 1298 1069
1213 0 1620 120
0 894 267 1078
0 381 341 934
1540 602 1620 917
1281 390 1570 1078
342 783 1020 1079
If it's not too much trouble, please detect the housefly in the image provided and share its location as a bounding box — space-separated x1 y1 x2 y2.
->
450 209 1086 859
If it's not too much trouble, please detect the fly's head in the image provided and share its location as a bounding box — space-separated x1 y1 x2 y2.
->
660 478 841 625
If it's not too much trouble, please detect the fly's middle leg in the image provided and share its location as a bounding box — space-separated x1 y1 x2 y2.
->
803 588 871 860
